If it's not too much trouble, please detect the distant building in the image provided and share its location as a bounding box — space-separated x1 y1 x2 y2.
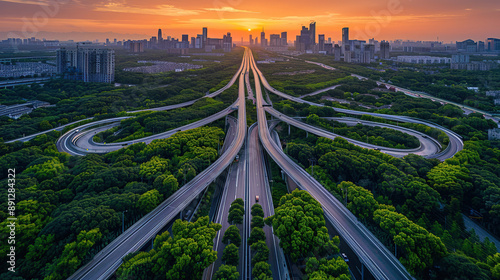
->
260 30 267 47
249 35 253 45
342 27 349 55
334 44 341 61
270 34 280 46
309 21 316 45
281 32 288 46
57 45 115 83
397 56 450 64
362 44 375 63
202 27 208 47
223 32 233 52
129 41 144 53
158 29 163 42
456 39 479 52
318 34 325 52
380 40 390 59
487 38 500 51
452 54 470 63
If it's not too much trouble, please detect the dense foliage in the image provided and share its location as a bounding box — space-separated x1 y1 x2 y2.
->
280 132 500 278
0 126 225 279
117 217 221 279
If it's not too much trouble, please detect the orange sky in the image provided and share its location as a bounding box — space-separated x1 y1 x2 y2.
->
0 0 499 42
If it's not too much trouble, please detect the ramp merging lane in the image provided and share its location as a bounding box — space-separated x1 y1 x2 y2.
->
266 108 441 158
249 48 415 280
253 56 463 161
67 49 249 280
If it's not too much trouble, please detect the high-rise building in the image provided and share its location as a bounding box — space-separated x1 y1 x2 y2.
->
380 40 390 59
362 44 375 63
190 37 195 48
249 35 253 45
334 44 341 61
344 44 351 62
309 21 316 45
129 42 144 53
318 34 325 52
342 27 349 55
296 25 311 51
261 29 266 47
202 27 208 47
255 37 259 45
270 34 280 46
158 29 163 42
182 34 189 42
487 38 500 51
281 32 288 46
195 34 203 49
57 45 115 83
223 32 233 52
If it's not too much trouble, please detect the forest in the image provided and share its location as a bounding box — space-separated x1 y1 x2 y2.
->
276 124 500 279
0 126 225 280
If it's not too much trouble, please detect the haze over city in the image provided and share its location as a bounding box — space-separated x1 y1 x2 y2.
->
0 0 499 41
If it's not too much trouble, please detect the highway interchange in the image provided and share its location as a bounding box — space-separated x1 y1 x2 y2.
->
8 47 481 279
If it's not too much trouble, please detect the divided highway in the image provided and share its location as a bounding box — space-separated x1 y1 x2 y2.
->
249 48 415 280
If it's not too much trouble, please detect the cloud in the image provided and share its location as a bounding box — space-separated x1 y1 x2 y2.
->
94 3 201 16
0 0 50 5
204 7 258 13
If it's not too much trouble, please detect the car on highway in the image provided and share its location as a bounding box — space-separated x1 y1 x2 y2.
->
255 195 259 202
342 253 349 263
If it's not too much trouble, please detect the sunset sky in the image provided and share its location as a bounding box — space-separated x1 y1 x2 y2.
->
0 0 499 42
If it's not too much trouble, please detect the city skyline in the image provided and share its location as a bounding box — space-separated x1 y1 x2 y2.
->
0 0 499 42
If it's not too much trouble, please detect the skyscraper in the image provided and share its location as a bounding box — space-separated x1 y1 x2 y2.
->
158 29 163 42
281 32 288 45
318 34 325 51
342 27 349 55
309 21 316 45
261 29 266 47
182 35 189 42
202 27 208 47
380 40 390 59
249 35 253 45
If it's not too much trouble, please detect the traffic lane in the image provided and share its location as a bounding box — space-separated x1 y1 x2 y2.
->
221 116 239 154
265 108 423 154
6 117 94 143
248 125 281 280
208 163 239 279
328 118 440 157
